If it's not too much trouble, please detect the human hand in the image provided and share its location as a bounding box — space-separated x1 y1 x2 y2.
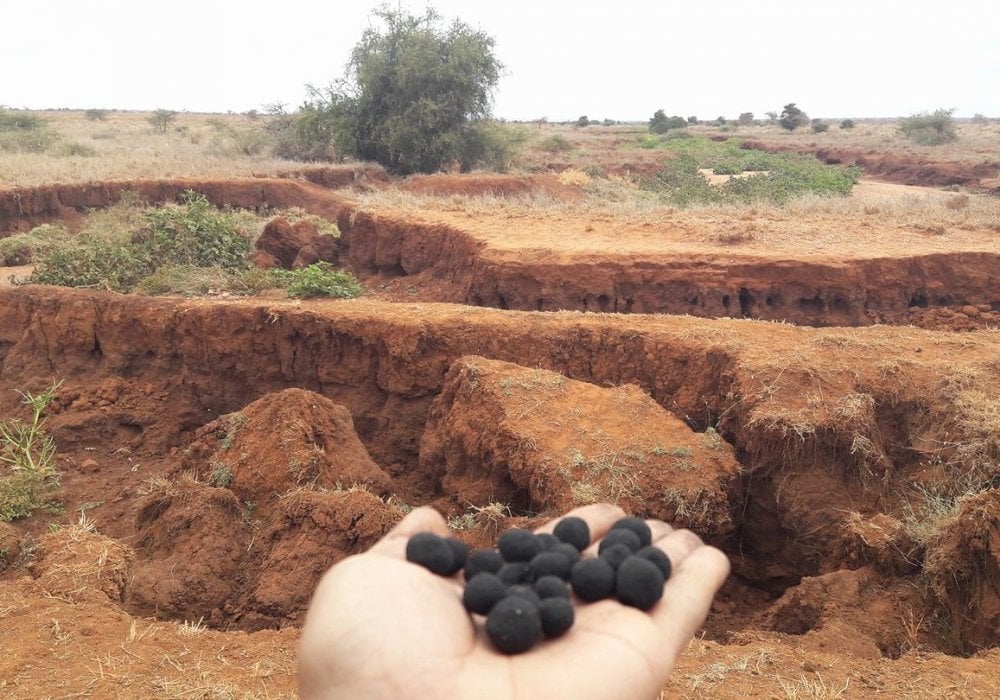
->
298 503 729 700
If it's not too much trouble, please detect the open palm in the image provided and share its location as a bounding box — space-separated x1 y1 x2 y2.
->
298 504 729 699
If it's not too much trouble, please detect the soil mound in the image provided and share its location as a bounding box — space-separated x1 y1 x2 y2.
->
184 388 391 509
420 356 741 536
250 489 402 625
130 483 248 621
254 217 338 269
401 173 583 201
30 524 133 605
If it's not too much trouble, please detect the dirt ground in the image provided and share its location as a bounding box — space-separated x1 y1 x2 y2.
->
1 151 999 697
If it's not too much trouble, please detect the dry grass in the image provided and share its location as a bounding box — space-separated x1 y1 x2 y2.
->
0 111 304 187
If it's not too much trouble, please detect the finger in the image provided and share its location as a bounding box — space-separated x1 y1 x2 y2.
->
646 519 674 541
369 506 450 559
535 503 626 546
649 545 730 659
650 528 704 573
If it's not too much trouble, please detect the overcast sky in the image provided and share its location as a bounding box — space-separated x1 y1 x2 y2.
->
3 0 998 121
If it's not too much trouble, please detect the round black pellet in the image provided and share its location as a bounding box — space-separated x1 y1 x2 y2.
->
443 538 469 575
599 543 633 570
405 532 454 575
533 575 571 600
616 556 666 611
498 529 540 562
552 516 590 551
553 542 582 565
497 561 531 585
464 548 505 580
636 546 672 580
570 557 616 602
485 597 542 654
535 533 561 551
463 573 507 615
539 597 575 639
528 551 573 581
598 528 642 555
505 585 543 608
610 516 653 547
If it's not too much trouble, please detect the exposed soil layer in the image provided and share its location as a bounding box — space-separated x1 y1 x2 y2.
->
4 176 999 328
1 287 998 658
741 140 1000 190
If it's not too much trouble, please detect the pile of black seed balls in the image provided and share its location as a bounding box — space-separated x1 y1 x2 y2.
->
405 516 672 654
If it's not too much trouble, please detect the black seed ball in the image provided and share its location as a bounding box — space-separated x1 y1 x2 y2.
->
599 543 633 570
528 551 573 581
485 596 542 655
498 529 540 562
598 528 642 555
463 573 507 615
539 597 575 639
443 538 469 575
534 575 571 600
552 516 590 551
553 542 582 565
570 557 616 602
497 561 531 585
505 584 543 608
636 546 672 580
405 532 454 575
464 548 505 580
535 533 561 551
616 556 666 611
611 517 653 547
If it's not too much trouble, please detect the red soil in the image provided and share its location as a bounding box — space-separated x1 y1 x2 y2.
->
0 167 998 695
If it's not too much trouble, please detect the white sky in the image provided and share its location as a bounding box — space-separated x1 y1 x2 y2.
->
3 0 998 121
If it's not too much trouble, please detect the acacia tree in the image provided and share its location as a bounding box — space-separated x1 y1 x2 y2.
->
779 103 808 131
309 6 503 174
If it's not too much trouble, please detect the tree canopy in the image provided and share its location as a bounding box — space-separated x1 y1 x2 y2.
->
308 6 504 174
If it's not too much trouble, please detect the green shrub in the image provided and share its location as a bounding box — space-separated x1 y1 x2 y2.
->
0 110 44 132
737 112 754 126
811 119 829 133
29 191 251 292
285 263 364 299
0 382 61 522
712 163 741 175
779 103 809 131
539 134 574 153
899 109 958 145
840 119 856 130
0 225 71 265
575 115 591 128
649 110 687 134
148 109 178 134
458 121 527 171
0 130 57 153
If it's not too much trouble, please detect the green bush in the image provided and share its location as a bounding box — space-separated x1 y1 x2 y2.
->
840 119 856 130
539 134 574 153
29 191 251 292
286 264 364 299
712 163 741 175
779 103 809 131
649 110 687 134
576 115 591 127
0 225 71 265
0 110 44 132
899 109 958 145
148 109 178 134
811 119 829 133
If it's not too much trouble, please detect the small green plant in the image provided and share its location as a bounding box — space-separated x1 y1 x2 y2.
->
285 263 364 299
899 109 958 145
0 382 62 521
209 462 234 488
840 118 856 130
712 163 741 175
0 110 57 153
